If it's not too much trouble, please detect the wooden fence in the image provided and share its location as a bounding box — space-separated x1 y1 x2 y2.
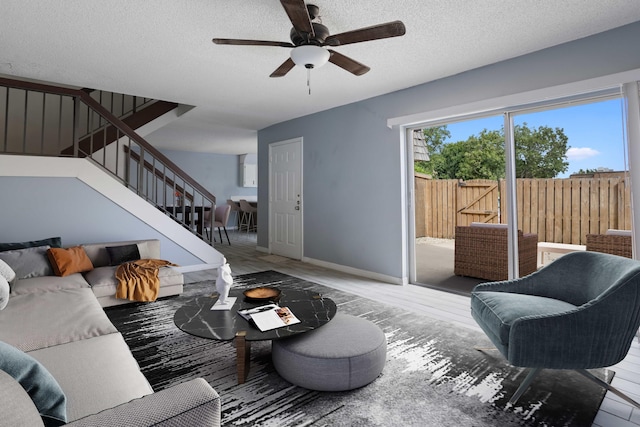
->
415 176 632 245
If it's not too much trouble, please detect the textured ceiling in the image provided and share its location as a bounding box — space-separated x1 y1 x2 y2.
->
2 1 640 154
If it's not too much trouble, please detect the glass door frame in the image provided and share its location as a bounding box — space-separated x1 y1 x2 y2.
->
404 84 639 284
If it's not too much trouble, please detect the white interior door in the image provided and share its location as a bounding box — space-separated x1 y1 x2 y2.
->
269 138 303 259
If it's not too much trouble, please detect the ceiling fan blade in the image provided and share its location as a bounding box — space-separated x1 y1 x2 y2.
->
324 20 406 47
270 58 296 78
280 0 314 36
328 50 370 76
212 38 294 48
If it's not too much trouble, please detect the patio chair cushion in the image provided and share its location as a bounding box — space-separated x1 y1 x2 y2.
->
606 229 632 236
470 222 508 229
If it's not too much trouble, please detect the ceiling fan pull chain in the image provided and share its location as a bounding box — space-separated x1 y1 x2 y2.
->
307 68 311 95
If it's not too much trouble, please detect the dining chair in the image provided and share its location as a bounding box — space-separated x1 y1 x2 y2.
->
239 200 257 233
202 207 214 242
227 199 242 232
213 204 231 245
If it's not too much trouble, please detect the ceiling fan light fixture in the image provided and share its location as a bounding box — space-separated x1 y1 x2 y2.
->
290 45 330 69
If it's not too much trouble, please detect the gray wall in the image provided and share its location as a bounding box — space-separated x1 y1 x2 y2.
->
161 149 257 211
0 176 202 265
258 21 640 280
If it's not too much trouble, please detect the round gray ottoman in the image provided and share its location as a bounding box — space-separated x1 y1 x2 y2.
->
271 313 387 391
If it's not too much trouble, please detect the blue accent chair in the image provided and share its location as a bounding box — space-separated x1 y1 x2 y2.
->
470 250 640 407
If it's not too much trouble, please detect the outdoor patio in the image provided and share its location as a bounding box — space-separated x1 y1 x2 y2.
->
415 238 484 294
414 238 579 295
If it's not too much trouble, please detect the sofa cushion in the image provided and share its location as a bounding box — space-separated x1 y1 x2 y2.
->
85 265 183 299
65 378 220 427
0 340 67 426
46 247 94 277
106 244 140 266
28 333 154 423
82 240 161 268
0 237 62 252
0 245 53 279
85 266 184 298
10 273 90 296
0 369 46 427
0 288 117 352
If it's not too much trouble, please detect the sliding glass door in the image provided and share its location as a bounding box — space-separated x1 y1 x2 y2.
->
411 89 635 291
507 97 629 274
413 116 502 293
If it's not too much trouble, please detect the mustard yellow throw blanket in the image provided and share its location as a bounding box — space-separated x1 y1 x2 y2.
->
115 259 177 302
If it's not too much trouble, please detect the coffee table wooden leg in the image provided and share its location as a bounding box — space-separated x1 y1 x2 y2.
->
235 331 251 384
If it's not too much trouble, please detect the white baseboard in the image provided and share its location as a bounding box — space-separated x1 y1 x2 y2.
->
302 256 407 285
255 245 406 285
173 263 222 273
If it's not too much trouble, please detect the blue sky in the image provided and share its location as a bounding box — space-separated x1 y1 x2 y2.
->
443 98 627 178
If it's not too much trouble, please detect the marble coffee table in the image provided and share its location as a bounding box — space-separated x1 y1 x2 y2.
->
174 287 337 384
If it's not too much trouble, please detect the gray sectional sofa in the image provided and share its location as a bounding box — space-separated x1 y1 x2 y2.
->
0 238 221 426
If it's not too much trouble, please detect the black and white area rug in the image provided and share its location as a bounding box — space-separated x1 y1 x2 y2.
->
105 271 612 427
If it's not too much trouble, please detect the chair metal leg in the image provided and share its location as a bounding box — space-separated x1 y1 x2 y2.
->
230 211 239 233
509 367 542 405
577 369 640 409
238 211 249 232
245 212 254 233
222 226 230 245
509 368 640 408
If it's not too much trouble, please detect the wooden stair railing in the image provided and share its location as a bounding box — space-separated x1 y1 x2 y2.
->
123 146 195 205
62 100 179 157
0 76 216 243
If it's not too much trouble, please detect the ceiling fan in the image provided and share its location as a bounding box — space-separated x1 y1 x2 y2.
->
212 0 406 79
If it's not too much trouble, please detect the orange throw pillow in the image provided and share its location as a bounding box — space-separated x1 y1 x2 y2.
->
47 246 94 277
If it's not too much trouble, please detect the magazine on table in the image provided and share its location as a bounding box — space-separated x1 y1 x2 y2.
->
238 304 300 332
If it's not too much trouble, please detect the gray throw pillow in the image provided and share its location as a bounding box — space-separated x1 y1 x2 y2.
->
0 340 67 426
106 244 141 266
0 237 62 252
0 246 53 279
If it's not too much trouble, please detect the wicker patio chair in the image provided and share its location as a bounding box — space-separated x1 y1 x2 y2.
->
454 225 538 281
586 232 632 258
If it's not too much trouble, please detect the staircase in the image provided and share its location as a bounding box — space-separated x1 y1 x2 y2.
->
0 76 216 245
61 94 178 157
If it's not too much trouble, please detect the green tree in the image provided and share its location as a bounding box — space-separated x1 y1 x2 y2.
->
414 125 451 175
574 168 599 174
424 123 569 179
514 123 569 178
423 125 451 153
429 130 504 179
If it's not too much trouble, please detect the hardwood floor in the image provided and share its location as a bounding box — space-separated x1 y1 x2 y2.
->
187 232 640 427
